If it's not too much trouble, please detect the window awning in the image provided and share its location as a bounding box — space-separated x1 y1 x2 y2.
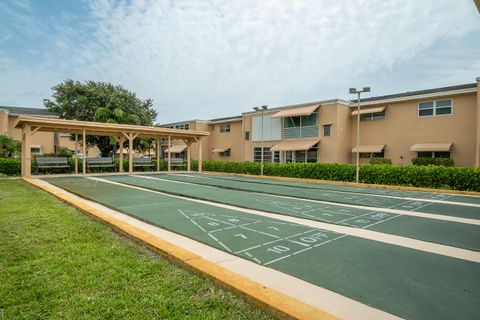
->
351 106 386 116
410 143 453 152
212 147 230 153
165 144 187 153
270 139 320 151
272 104 319 118
351 144 386 153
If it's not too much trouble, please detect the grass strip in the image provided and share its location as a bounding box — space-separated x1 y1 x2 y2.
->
0 179 273 320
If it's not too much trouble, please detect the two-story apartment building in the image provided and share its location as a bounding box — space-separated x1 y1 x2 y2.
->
160 78 480 167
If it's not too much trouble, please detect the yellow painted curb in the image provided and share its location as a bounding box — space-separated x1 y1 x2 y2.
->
22 177 338 320
206 171 480 196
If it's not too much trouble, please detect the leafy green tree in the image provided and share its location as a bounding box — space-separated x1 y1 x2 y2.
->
0 135 21 158
44 80 157 156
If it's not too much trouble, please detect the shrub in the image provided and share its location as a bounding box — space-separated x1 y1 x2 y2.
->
192 160 480 191
0 135 21 158
0 158 21 176
412 157 454 167
369 158 392 165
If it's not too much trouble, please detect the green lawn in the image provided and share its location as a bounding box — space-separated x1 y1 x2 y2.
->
0 179 274 320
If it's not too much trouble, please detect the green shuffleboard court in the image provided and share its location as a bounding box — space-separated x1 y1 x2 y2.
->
152 173 480 219
42 175 480 320
99 174 480 251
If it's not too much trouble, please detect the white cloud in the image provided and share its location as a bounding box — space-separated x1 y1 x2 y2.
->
1 0 479 121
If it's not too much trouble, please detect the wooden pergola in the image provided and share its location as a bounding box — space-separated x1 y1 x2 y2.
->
15 116 210 177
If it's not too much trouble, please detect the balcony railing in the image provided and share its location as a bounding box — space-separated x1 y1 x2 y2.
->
283 125 318 139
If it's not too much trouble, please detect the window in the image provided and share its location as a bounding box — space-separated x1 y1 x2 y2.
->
163 123 189 130
283 113 318 138
418 100 452 117
219 150 231 157
245 131 250 140
285 144 318 163
323 124 331 136
253 147 280 163
417 151 450 158
283 113 317 128
360 111 385 121
220 123 230 133
359 152 384 158
31 147 41 154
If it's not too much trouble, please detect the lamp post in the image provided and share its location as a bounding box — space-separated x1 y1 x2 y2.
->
349 86 371 183
253 105 268 175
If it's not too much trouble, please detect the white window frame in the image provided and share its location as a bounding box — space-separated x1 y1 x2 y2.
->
31 147 42 155
418 99 453 118
323 124 332 136
220 123 231 133
360 111 386 122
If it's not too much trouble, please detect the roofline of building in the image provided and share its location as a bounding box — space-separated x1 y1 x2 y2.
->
0 106 59 118
350 83 477 107
209 116 243 124
158 116 242 127
242 99 349 116
350 88 477 108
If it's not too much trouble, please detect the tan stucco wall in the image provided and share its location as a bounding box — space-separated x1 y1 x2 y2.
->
0 110 9 135
317 103 352 164
351 92 477 167
7 115 56 154
476 79 480 167
208 120 243 161
243 115 253 161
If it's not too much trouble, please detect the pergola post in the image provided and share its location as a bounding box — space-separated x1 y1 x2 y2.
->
74 134 78 174
198 137 203 172
119 135 125 173
128 133 133 174
187 141 191 172
82 128 86 175
156 138 160 172
167 135 171 172
21 124 32 177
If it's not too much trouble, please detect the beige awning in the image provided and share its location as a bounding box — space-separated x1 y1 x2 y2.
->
212 147 230 153
352 144 386 153
410 143 453 152
165 144 187 153
270 139 320 151
351 106 386 116
272 105 319 118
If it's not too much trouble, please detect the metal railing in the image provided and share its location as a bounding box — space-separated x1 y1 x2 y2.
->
283 125 318 139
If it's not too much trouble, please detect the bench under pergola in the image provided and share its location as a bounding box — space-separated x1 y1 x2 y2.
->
15 116 210 177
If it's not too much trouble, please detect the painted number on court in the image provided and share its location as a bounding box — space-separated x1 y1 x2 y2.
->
299 232 330 243
267 245 290 254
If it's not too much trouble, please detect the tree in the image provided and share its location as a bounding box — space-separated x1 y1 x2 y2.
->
44 80 157 156
0 135 21 158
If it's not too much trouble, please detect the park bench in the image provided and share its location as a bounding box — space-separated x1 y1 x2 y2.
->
133 157 155 171
86 157 115 173
34 157 71 175
164 157 186 169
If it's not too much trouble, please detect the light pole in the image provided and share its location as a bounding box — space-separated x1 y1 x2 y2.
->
349 86 370 183
253 105 268 175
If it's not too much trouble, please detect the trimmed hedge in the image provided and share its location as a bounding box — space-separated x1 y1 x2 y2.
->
369 158 392 165
0 158 21 176
191 160 480 192
412 157 454 167
3 157 479 191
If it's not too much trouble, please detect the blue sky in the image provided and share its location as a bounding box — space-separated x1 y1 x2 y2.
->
1 0 479 123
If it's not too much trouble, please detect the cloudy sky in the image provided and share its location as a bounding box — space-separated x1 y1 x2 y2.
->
1 0 479 123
